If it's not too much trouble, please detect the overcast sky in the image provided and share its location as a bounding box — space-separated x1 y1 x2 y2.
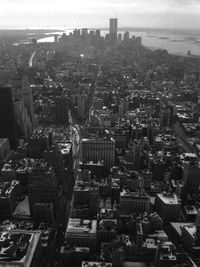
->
0 0 200 29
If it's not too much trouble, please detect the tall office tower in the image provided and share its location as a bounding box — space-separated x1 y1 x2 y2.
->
65 218 97 252
0 180 22 219
123 31 130 41
183 162 200 188
22 75 35 128
28 159 58 213
119 189 150 216
118 33 122 41
96 29 101 38
155 192 181 220
55 95 69 125
81 137 115 169
77 94 85 119
82 28 88 37
0 138 12 168
109 18 118 42
0 87 18 149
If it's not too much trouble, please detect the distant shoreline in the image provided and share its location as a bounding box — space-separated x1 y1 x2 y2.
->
1 28 200 58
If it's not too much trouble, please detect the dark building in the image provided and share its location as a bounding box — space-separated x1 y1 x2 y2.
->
123 31 130 41
32 202 55 223
28 128 52 158
0 180 22 219
109 18 118 43
28 159 59 214
0 229 42 267
55 95 69 125
0 87 18 149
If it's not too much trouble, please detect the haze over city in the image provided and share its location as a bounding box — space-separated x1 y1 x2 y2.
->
1 0 200 29
1 0 200 265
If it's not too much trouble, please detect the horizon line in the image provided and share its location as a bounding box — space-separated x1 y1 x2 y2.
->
0 26 200 31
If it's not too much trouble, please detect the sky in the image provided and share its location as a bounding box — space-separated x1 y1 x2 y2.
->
0 0 200 29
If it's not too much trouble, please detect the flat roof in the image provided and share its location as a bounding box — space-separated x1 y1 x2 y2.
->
157 193 180 205
149 230 168 241
67 218 97 235
170 222 192 237
123 263 147 267
121 189 149 198
57 142 72 155
0 230 41 267
182 224 196 238
0 180 20 199
82 262 112 267
13 196 31 218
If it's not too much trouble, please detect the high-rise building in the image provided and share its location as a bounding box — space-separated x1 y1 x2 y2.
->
119 189 150 215
109 18 118 42
77 94 85 119
22 75 35 127
183 162 200 188
81 137 115 169
82 28 88 37
65 218 97 252
0 138 12 168
155 192 181 220
28 159 58 213
0 180 22 219
118 33 122 41
55 95 69 125
0 87 18 149
96 29 101 38
123 31 130 41
0 229 42 267
32 38 37 45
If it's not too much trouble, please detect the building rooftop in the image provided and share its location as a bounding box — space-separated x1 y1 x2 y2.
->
82 262 112 267
160 242 176 262
82 137 115 143
182 224 197 239
0 230 41 267
2 158 52 174
61 245 90 253
80 160 104 167
184 205 198 215
123 263 147 267
0 180 20 198
13 196 31 218
157 193 180 205
57 142 72 155
66 218 97 235
170 222 192 237
120 189 149 199
98 219 117 231
145 238 157 249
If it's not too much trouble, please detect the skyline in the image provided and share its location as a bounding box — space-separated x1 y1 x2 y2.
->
0 0 200 30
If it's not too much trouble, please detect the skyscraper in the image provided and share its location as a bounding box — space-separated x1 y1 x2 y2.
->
22 74 35 128
0 87 18 149
55 95 69 125
109 18 118 42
